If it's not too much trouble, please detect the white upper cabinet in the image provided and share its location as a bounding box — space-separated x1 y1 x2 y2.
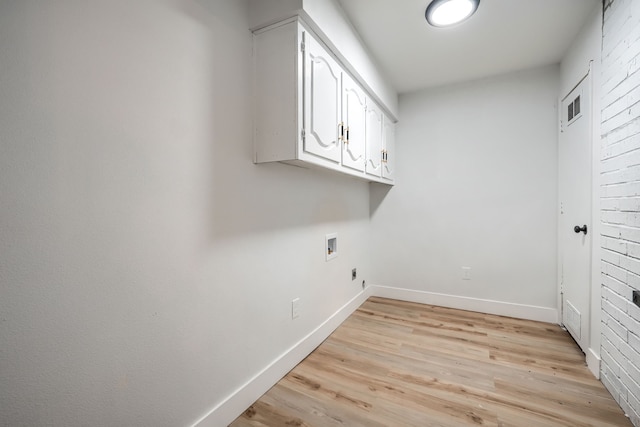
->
366 103 395 182
341 73 366 172
365 100 383 178
382 115 395 181
304 33 342 164
253 18 395 185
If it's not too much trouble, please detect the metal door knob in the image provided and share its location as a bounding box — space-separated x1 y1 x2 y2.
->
574 225 587 235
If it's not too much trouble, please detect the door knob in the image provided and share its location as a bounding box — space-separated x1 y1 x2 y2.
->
574 225 587 235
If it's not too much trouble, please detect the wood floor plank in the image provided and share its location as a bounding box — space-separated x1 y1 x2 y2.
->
231 297 632 427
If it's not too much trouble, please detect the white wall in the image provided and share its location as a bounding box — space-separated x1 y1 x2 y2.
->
599 0 640 425
370 66 560 317
0 1 371 426
559 0 603 376
247 0 302 29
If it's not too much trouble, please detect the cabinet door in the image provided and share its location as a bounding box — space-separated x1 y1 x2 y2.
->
303 33 342 163
365 101 383 177
341 73 366 172
382 116 395 181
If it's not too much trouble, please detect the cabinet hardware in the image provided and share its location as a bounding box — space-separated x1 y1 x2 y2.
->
345 127 349 144
339 122 344 141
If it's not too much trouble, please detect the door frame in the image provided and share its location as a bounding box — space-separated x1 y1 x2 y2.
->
557 61 601 377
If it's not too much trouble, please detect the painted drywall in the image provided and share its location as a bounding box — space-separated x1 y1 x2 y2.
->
599 0 640 424
559 0 603 376
0 1 372 426
370 65 560 311
247 0 302 29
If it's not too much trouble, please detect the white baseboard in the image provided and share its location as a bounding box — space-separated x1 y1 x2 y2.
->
369 285 558 324
587 347 601 379
192 287 372 427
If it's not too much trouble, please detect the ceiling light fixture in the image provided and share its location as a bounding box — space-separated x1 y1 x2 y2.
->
425 0 480 27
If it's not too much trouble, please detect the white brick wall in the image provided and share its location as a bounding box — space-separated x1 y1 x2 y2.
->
601 0 640 425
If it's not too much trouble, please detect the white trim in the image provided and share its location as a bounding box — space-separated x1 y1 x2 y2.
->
557 67 594 354
369 285 558 324
191 287 372 427
587 347 601 379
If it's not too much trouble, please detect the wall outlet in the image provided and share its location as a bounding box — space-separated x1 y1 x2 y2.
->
462 267 471 280
352 268 357 280
292 298 300 319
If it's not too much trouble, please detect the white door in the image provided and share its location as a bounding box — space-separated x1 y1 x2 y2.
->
342 73 366 172
382 116 395 181
304 34 342 163
365 101 383 177
559 73 592 353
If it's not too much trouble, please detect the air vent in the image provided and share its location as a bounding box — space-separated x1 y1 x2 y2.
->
568 103 574 121
564 300 581 340
567 94 582 126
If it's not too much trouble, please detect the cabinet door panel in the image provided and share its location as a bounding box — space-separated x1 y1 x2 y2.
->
304 34 341 163
382 116 395 181
365 101 383 177
342 74 366 172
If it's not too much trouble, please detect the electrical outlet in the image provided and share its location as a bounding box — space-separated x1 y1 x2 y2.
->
292 298 300 319
462 267 471 280
352 268 357 280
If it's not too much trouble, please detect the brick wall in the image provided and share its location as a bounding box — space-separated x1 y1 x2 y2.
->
600 0 640 425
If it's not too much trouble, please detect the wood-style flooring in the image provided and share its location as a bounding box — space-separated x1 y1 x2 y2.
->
231 297 631 426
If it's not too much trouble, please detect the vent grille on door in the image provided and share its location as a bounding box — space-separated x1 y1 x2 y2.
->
568 95 581 123
564 299 581 340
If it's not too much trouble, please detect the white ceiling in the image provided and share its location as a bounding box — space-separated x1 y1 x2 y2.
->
336 0 599 94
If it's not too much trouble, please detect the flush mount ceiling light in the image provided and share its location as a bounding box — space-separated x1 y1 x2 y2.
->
425 0 480 27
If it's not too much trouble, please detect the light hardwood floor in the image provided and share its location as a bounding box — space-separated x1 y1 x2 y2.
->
231 297 632 426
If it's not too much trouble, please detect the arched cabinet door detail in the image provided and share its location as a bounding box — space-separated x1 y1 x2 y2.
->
304 34 342 163
382 115 395 181
365 102 383 178
341 73 366 172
